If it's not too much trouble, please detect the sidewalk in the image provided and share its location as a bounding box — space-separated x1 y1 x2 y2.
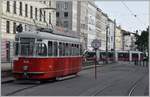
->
1 62 13 78
1 62 12 72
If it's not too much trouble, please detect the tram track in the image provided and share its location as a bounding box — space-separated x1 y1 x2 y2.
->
3 79 57 96
127 73 148 96
2 62 148 96
5 84 41 96
3 74 79 96
87 66 148 96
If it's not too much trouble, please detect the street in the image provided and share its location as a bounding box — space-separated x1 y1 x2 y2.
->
1 62 149 96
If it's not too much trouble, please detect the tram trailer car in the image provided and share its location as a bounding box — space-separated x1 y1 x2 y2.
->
13 29 82 80
116 51 129 61
83 51 114 62
84 50 144 62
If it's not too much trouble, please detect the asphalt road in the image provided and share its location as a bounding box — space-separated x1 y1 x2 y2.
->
1 62 149 96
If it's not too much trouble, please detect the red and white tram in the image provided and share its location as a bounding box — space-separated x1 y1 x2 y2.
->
13 28 82 80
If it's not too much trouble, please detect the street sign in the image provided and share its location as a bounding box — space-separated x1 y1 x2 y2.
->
91 39 101 49
91 39 101 80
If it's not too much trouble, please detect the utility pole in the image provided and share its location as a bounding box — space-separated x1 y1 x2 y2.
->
114 19 116 62
106 25 109 64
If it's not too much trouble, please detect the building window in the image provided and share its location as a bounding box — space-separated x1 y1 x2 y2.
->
64 21 68 28
64 12 68 17
13 1 16 14
64 2 68 9
49 13 51 24
19 2 22 16
25 4 28 17
56 3 59 9
56 12 59 17
111 36 113 41
13 22 16 34
49 1 51 7
40 9 42 21
6 1 10 12
56 21 59 26
30 6 33 18
6 21 10 33
43 11 46 22
35 8 37 20
43 1 46 4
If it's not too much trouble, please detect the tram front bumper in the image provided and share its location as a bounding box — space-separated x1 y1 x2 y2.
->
13 71 49 79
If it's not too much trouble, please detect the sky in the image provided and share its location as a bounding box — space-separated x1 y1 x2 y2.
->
95 1 149 34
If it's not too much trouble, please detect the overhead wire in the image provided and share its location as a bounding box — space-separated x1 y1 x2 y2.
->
121 1 147 27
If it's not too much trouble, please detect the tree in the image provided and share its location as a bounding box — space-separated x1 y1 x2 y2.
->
135 27 149 52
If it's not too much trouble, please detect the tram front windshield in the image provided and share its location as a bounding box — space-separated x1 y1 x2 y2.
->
14 38 47 56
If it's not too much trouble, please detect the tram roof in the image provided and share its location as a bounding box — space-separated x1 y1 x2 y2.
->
16 30 80 43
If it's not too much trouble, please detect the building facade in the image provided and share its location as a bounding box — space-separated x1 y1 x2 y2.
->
115 26 123 50
122 32 131 51
1 0 56 62
130 33 137 51
86 2 97 51
96 8 102 50
77 1 88 50
98 12 108 51
108 18 115 51
122 30 137 51
56 1 78 31
56 0 96 51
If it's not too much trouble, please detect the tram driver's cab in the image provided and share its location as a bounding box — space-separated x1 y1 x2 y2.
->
14 36 48 57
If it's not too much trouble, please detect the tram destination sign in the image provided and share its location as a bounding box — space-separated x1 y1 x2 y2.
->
91 39 101 49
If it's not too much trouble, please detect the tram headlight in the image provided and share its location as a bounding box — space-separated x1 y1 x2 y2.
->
23 65 28 71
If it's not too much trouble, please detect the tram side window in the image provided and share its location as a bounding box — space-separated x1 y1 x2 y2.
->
80 44 82 55
48 41 53 56
74 44 77 55
53 42 58 56
77 44 80 55
75 44 78 55
36 43 47 56
59 42 63 56
65 43 69 56
62 43 65 56
72 44 74 56
74 44 76 56
68 43 71 56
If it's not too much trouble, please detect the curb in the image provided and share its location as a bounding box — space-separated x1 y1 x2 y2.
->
82 65 103 70
1 79 14 84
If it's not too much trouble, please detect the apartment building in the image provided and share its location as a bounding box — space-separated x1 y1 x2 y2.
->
115 26 123 50
0 0 56 62
108 18 115 51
